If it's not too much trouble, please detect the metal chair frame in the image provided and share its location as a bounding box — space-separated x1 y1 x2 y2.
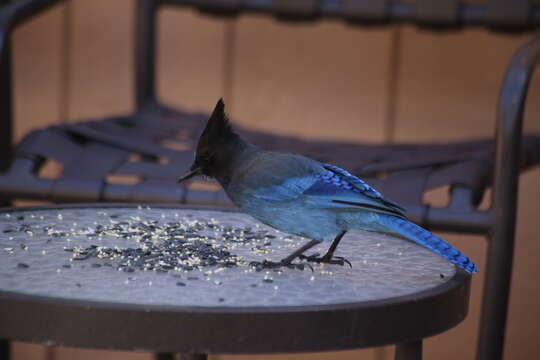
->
1 1 540 360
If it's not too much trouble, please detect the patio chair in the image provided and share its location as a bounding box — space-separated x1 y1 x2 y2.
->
1 1 540 360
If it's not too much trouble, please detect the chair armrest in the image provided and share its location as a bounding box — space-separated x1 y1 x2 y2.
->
161 0 540 31
0 0 63 37
0 0 64 86
479 33 540 360
0 0 63 176
492 34 540 221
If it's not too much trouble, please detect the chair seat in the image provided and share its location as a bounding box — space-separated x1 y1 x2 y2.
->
0 204 470 353
1 103 539 227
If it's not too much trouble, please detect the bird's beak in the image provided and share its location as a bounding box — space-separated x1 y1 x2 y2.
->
177 167 202 183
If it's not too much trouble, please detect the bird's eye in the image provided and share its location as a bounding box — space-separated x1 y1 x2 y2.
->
199 154 213 164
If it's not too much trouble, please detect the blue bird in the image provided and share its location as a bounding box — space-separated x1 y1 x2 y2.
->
178 99 478 274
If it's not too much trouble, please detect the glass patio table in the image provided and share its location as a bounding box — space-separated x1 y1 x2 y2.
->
0 204 470 358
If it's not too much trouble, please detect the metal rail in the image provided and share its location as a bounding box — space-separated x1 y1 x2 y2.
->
0 0 63 191
478 33 540 360
159 0 540 30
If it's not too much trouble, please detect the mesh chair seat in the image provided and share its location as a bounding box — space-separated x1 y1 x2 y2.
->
2 103 539 231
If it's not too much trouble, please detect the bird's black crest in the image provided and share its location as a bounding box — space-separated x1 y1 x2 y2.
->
200 98 235 142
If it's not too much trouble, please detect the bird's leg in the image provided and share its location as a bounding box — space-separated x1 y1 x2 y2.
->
280 239 321 264
323 230 347 261
299 231 351 267
249 239 320 271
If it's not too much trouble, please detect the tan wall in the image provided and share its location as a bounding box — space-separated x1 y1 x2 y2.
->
8 1 540 359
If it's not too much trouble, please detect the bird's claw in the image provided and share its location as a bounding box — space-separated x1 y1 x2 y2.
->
249 260 280 271
298 253 318 261
249 260 310 272
298 254 352 268
332 256 353 268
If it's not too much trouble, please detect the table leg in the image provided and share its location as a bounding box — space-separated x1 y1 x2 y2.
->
0 339 10 360
180 354 207 360
395 340 422 360
156 353 175 360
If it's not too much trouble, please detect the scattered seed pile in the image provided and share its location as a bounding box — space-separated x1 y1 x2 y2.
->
53 216 276 273
0 208 457 307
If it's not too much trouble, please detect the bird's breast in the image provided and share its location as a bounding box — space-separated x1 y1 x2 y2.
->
229 193 342 241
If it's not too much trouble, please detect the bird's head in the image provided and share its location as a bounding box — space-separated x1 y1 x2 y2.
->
177 99 241 183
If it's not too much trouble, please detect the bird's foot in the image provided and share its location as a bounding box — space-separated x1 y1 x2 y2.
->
298 253 352 267
249 260 311 272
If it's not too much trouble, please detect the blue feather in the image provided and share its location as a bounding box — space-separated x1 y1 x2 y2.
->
252 176 317 202
378 215 478 273
302 167 406 217
322 164 382 197
323 164 406 212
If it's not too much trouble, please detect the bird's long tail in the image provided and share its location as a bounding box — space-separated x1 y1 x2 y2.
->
378 215 478 274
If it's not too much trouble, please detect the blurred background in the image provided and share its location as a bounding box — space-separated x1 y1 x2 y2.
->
8 0 540 359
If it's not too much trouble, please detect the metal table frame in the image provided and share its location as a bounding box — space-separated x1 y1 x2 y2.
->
0 203 471 360
1 1 540 359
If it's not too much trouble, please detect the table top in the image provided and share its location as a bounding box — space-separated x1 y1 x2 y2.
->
0 204 471 354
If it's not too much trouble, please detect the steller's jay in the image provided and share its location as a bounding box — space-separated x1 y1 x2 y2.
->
178 99 478 274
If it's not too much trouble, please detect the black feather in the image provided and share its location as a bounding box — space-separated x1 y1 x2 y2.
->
200 98 235 141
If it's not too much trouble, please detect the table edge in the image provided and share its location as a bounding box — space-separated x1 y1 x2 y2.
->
0 203 472 353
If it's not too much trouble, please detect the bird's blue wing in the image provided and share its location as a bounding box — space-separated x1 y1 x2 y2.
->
300 164 406 218
252 162 406 218
322 164 406 213
250 175 318 202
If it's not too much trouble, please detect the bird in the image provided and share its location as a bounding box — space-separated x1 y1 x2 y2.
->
177 99 478 274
